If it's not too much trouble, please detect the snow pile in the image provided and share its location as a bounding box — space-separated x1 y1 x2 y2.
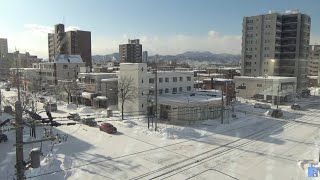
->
27 152 74 180
116 120 138 128
78 107 95 113
66 104 77 110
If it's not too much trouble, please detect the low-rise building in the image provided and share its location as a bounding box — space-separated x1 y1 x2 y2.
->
78 72 117 106
233 76 297 104
119 63 194 116
158 93 222 123
33 54 85 87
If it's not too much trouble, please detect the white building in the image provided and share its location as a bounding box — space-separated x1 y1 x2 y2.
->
233 76 297 104
33 54 85 87
119 63 194 116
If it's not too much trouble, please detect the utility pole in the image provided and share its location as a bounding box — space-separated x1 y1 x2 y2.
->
74 68 79 107
0 89 2 116
221 87 224 124
277 86 280 109
15 101 25 180
154 62 158 131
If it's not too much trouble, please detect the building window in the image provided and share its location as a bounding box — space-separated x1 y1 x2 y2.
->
165 77 169 82
172 88 177 93
159 78 163 83
179 87 182 92
179 77 183 81
159 89 163 94
165 88 169 93
173 77 177 82
187 77 191 81
67 72 69 77
142 67 144 71
142 79 144 83
257 84 262 87
63 65 68 69
149 78 154 84
187 86 191 91
149 89 154 95
142 104 144 108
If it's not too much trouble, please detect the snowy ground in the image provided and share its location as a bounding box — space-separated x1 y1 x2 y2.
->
1 88 320 179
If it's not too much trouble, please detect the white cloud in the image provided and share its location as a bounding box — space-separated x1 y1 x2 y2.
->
93 30 242 56
7 25 242 58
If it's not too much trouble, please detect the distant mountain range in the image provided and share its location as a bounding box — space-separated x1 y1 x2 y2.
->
92 51 241 65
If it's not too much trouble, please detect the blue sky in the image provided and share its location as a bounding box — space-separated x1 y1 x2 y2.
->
1 0 320 58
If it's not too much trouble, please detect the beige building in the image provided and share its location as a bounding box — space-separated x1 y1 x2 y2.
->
241 10 311 93
33 55 85 87
233 76 297 104
48 24 92 69
6 51 42 68
309 45 320 76
119 39 142 63
0 38 8 57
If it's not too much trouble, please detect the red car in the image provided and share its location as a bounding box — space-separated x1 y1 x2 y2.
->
99 123 117 134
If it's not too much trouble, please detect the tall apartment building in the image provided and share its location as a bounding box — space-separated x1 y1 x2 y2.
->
143 51 148 62
241 10 311 93
308 45 320 76
0 38 8 57
119 39 142 63
48 24 92 70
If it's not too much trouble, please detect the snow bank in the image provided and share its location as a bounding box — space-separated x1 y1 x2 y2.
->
135 126 207 140
78 107 94 113
116 120 138 128
66 104 77 110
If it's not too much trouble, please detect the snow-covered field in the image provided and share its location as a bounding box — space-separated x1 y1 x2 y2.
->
1 88 320 179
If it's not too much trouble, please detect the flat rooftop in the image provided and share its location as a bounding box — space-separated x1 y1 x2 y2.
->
234 76 297 80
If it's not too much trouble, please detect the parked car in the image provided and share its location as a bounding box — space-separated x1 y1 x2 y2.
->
291 103 301 110
0 134 8 143
5 86 10 91
254 103 271 109
82 118 97 127
271 109 283 118
99 123 117 134
43 103 57 112
67 112 81 121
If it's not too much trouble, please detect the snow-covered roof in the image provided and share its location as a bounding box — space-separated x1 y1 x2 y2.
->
79 73 116 76
158 94 221 106
101 78 118 82
95 96 108 100
308 76 318 79
54 55 84 64
234 76 296 80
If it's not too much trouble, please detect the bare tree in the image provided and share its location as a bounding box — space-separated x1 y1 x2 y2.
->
61 81 77 104
52 83 64 104
118 76 136 120
2 91 35 114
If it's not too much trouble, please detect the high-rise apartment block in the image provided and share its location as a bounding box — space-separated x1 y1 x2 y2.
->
308 45 320 76
241 10 311 92
143 51 148 62
48 24 92 69
119 39 142 63
0 38 8 58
